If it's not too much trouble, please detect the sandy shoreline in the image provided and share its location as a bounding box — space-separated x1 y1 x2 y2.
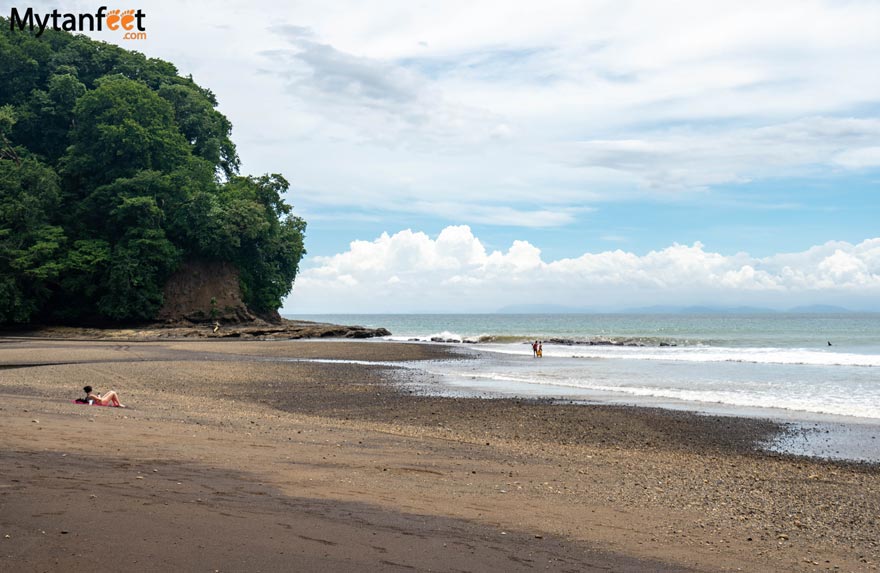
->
1 338 878 572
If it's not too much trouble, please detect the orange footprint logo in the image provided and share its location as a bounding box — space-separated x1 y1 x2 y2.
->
106 9 121 30
121 9 135 31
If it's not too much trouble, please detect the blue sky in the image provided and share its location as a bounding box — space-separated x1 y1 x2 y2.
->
22 0 880 312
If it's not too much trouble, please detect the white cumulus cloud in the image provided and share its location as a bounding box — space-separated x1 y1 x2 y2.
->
285 227 880 312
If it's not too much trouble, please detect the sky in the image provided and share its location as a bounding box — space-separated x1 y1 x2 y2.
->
11 0 880 312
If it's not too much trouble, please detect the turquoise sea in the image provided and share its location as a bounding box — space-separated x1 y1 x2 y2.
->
287 313 880 460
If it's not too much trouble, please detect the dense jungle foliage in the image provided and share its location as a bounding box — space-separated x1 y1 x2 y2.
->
0 20 306 323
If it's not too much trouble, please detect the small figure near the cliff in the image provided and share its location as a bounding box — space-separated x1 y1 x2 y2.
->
213 321 220 333
81 385 125 408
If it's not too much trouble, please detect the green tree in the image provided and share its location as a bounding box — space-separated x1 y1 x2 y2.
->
0 156 66 322
54 239 111 321
158 83 239 177
0 104 21 165
13 72 86 162
221 174 306 314
0 27 51 105
97 197 180 320
0 24 306 325
61 76 190 189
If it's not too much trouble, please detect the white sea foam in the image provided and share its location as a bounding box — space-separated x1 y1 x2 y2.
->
426 366 880 420
574 384 880 420
385 331 493 343
383 332 460 342
282 358 419 368
477 343 880 367
427 330 462 341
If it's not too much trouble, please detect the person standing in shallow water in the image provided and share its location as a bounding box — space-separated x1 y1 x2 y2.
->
537 341 543 358
532 340 539 357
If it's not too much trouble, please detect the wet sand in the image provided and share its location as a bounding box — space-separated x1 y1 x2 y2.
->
1 338 878 572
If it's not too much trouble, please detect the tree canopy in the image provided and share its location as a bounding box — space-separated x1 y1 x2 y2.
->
0 21 306 323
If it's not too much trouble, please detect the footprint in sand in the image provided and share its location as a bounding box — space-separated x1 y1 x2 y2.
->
106 9 120 30
120 9 135 30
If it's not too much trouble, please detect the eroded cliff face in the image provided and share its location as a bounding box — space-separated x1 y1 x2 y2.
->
157 261 258 324
134 261 388 337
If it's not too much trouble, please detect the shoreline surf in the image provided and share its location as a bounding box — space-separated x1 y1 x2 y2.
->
274 346 880 464
283 313 880 462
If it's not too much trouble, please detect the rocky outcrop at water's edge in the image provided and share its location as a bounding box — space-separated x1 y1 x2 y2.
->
0 320 391 341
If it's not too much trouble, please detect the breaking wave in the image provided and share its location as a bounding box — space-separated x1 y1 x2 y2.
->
385 333 693 347
477 343 880 367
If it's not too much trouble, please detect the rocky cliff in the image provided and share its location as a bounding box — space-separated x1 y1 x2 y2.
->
157 260 258 324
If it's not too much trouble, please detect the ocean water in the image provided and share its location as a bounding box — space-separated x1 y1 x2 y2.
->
287 313 880 426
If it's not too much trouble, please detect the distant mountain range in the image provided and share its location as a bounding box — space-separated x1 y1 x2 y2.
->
495 304 856 314
495 304 599 314
786 305 855 313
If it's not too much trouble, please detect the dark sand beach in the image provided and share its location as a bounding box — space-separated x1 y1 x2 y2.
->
1 338 878 572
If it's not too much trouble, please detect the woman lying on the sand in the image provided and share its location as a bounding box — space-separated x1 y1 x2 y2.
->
82 385 125 408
